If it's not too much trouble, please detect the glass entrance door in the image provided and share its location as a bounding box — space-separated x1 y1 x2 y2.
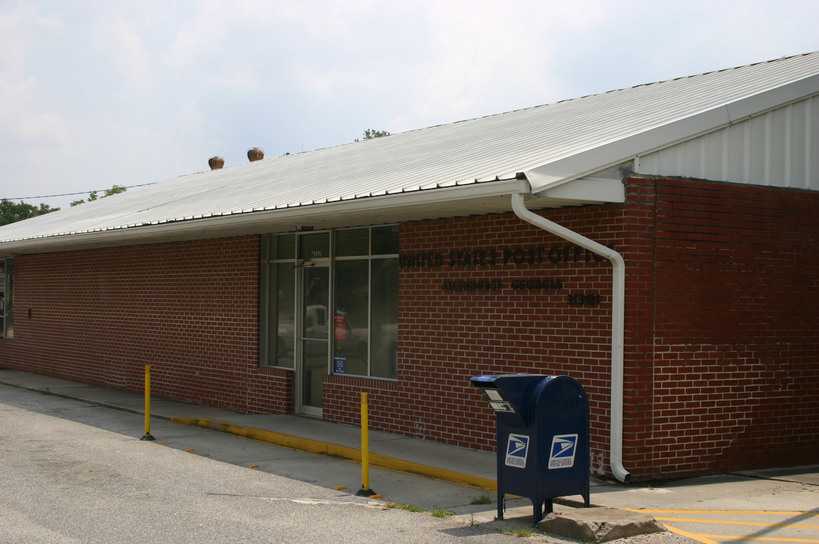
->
299 264 329 415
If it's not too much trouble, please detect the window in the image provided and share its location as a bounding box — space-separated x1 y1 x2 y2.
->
260 235 295 368
370 257 398 378
0 258 13 338
334 226 398 379
260 226 398 379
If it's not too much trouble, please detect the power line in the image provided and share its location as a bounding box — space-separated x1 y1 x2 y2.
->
8 181 157 201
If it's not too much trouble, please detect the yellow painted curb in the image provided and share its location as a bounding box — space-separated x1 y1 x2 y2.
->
170 417 496 492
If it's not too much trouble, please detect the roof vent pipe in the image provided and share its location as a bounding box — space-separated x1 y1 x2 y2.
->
208 156 225 170
247 147 264 162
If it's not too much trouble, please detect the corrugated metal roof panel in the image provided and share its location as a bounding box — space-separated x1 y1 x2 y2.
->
637 94 819 189
2 52 819 250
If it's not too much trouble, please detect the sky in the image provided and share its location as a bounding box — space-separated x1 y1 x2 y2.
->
2 0 818 210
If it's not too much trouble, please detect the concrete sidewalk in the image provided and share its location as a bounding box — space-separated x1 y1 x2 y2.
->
2 368 816 542
0 369 499 490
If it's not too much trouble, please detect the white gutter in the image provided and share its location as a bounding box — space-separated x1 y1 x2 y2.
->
511 180 630 483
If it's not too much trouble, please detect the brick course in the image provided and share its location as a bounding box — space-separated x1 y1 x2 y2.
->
632 177 819 477
0 236 292 415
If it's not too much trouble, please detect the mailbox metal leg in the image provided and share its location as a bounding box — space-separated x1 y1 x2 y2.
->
496 426 504 520
531 496 551 527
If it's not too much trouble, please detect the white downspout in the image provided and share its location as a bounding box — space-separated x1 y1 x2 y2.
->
511 186 631 483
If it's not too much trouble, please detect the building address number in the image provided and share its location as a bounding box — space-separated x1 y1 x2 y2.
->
567 293 601 307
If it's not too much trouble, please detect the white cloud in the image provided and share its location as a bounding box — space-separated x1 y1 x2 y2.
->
19 112 71 144
0 72 40 114
0 3 61 70
0 5 72 152
172 101 207 141
94 16 153 90
361 0 610 127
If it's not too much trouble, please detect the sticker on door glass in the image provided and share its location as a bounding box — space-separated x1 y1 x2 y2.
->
334 315 346 341
505 434 530 468
548 434 578 469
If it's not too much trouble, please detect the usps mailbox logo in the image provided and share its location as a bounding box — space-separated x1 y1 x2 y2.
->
548 434 578 469
505 434 530 469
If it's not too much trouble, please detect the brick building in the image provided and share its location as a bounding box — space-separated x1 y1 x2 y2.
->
1 53 818 481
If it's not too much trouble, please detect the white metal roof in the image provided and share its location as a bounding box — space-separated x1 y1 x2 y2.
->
3 51 819 254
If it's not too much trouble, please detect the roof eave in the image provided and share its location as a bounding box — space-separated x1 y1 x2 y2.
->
0 178 540 255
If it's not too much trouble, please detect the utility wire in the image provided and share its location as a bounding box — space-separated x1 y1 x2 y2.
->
8 181 157 201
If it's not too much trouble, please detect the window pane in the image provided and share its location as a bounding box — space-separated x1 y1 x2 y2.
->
371 258 398 379
271 262 295 368
274 234 295 260
335 228 369 257
372 225 399 255
302 340 327 407
0 260 5 338
333 260 369 376
5 259 12 338
303 267 329 339
299 232 329 259
302 266 329 409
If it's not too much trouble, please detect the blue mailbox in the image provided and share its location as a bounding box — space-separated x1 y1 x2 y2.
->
471 373 590 525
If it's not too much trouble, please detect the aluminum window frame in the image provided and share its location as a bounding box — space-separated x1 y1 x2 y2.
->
260 227 398 380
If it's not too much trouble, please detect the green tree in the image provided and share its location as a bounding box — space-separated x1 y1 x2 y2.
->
356 129 391 141
0 199 58 226
71 184 127 207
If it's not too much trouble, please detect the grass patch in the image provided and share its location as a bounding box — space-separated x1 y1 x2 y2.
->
499 527 534 537
470 494 492 505
386 502 452 519
430 508 451 518
388 502 424 513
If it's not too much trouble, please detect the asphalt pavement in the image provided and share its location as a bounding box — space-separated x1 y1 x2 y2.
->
1 368 816 543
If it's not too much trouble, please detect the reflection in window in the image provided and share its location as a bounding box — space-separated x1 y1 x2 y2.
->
261 227 398 379
371 258 398 379
334 260 369 376
271 263 294 368
333 226 398 379
0 258 13 339
335 228 369 257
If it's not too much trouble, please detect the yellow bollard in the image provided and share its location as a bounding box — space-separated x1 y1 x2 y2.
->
140 365 156 441
356 392 375 496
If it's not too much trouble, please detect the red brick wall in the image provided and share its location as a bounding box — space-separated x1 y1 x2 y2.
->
632 176 819 478
326 176 819 480
3 175 817 480
0 236 293 414
324 207 622 475
324 375 399 428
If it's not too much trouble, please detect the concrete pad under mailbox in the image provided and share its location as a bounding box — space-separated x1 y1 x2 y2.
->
539 506 666 543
